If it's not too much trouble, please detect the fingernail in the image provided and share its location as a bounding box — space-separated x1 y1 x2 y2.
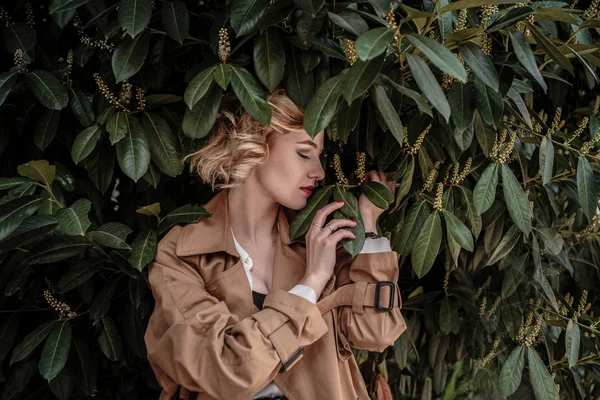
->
337 200 344 203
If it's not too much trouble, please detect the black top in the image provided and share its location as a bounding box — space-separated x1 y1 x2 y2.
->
252 290 267 310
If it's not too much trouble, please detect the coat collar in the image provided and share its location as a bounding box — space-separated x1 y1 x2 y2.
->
176 188 300 258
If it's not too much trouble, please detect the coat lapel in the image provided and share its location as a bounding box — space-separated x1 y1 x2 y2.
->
175 188 308 293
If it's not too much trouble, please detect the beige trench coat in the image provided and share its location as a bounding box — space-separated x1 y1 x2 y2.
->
144 188 407 400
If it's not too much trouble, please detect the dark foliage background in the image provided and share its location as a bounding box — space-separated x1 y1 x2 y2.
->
1 0 600 399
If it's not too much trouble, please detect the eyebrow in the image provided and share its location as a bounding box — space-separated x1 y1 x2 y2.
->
297 140 324 152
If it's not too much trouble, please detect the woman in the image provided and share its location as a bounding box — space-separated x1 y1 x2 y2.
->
144 89 406 400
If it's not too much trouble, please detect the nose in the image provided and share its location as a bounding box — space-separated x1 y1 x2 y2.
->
309 158 326 182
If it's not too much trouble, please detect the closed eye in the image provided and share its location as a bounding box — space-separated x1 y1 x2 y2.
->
297 152 310 159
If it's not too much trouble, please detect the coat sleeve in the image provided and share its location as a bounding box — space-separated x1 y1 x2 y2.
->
144 226 329 399
332 241 406 352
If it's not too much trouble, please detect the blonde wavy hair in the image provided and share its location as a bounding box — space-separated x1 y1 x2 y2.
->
182 89 306 191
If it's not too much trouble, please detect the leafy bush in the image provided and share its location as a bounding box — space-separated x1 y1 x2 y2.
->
1 0 600 399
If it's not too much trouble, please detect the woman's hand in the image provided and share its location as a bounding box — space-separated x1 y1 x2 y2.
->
358 170 396 231
299 200 357 297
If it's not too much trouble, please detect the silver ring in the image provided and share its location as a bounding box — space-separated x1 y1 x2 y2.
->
312 223 322 228
326 224 335 233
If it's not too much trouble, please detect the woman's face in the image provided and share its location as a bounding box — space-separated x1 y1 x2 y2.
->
254 129 326 210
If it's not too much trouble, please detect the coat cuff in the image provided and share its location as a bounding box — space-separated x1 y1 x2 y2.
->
252 289 328 372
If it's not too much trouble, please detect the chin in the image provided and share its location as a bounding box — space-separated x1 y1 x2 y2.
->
279 194 308 211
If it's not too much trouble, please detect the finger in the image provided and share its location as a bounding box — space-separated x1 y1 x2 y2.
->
327 228 358 243
311 201 345 227
316 219 356 237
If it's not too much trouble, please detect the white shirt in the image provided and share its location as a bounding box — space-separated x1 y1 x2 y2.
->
230 226 392 399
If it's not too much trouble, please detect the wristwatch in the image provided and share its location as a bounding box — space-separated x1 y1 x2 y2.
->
365 232 380 239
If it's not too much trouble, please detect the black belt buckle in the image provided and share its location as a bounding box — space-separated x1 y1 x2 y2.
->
374 281 394 312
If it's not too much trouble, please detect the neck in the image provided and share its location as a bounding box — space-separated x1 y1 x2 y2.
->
227 185 279 248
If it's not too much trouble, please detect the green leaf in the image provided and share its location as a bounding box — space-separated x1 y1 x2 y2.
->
406 53 451 122
230 64 271 125
98 316 122 361
289 185 333 240
69 89 94 127
71 339 97 396
486 224 520 266
487 6 534 33
164 204 210 223
17 160 56 187
360 181 394 211
459 186 482 238
115 115 151 182
327 11 369 36
0 71 19 106
38 321 72 381
535 227 563 255
0 196 45 242
566 320 580 369
71 125 102 165
304 75 342 137
106 111 128 145
49 0 91 13
473 163 498 214
118 0 152 38
411 212 442 278
354 27 396 61
448 82 474 133
577 156 598 222
293 0 325 17
57 261 100 293
499 346 524 397
332 187 364 257
57 198 91 236
0 215 58 250
34 110 60 151
25 70 69 110
2 23 37 54
161 1 189 44
405 33 467 83
394 200 429 255
213 64 233 90
184 65 217 109
129 228 157 271
340 53 385 105
439 297 455 335
10 321 56 365
231 0 270 36
0 315 18 364
111 29 151 82
182 82 222 139
527 348 557 400
539 136 554 186
458 43 499 91
438 0 516 13
501 164 531 236
25 235 90 265
508 29 547 93
142 112 183 177
528 23 573 75
442 210 474 251
377 73 432 117
90 277 121 322
253 27 285 92
89 222 133 250
369 84 404 145
502 253 527 298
